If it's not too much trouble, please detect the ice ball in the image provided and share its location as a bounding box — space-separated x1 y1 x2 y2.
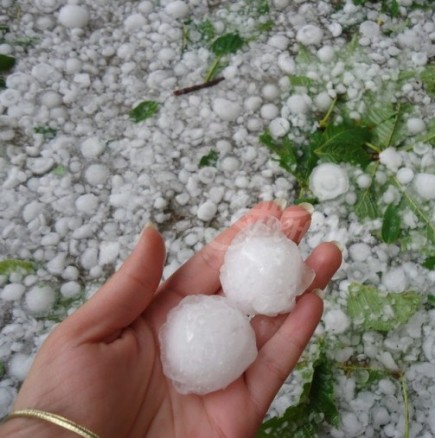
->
220 218 315 316
159 295 257 395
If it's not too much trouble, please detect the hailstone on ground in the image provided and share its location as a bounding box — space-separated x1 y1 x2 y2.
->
159 295 257 395
220 218 315 316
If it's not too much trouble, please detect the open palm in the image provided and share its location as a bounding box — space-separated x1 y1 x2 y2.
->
5 202 341 438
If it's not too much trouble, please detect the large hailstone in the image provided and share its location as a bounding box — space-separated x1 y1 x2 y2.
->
159 295 257 395
309 163 349 201
220 218 315 316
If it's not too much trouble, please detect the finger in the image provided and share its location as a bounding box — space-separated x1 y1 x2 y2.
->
161 201 284 298
252 242 342 350
280 204 312 243
64 226 166 342
245 292 323 417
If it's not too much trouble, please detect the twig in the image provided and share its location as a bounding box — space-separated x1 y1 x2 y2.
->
173 77 225 96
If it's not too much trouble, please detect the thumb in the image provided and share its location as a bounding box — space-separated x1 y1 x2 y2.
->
64 225 166 342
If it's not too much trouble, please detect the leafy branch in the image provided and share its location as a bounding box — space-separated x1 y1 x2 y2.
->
347 282 422 332
205 32 245 81
257 347 339 437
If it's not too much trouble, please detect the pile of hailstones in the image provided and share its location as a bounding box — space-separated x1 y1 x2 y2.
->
159 218 315 395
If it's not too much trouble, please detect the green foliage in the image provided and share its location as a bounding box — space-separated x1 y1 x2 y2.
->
257 20 274 33
205 32 246 81
422 256 435 270
260 120 374 192
311 121 373 168
294 197 319 206
249 0 270 15
355 185 380 219
0 53 15 72
351 0 399 17
129 100 159 123
0 361 4 379
381 204 401 243
210 33 245 57
52 164 67 176
197 19 216 42
295 46 316 65
0 259 35 275
34 126 58 140
420 65 435 97
417 118 435 145
364 101 405 150
259 130 298 173
257 349 339 437
347 283 422 332
289 75 316 88
199 150 219 167
349 366 391 391
392 176 435 243
427 295 435 308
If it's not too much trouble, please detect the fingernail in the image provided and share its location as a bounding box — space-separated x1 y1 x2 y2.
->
273 199 287 211
298 202 315 214
329 240 344 252
145 221 158 230
313 288 325 299
141 222 158 237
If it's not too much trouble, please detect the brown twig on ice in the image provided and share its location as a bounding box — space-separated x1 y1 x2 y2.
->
173 77 225 96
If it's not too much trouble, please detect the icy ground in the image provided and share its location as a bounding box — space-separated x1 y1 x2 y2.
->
0 0 435 436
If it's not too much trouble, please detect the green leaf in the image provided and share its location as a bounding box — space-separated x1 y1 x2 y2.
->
129 100 159 123
289 75 315 88
197 19 215 42
344 365 390 391
210 33 245 56
259 131 298 174
347 283 422 332
0 53 15 72
34 126 58 140
421 65 435 96
428 295 435 308
0 259 35 275
417 118 435 145
381 204 401 243
311 121 373 168
389 0 400 17
247 0 270 15
0 362 4 379
392 176 435 244
257 348 339 437
52 164 67 176
294 197 319 206
422 256 435 270
364 102 405 150
199 150 219 167
296 46 316 65
355 188 379 219
257 20 274 33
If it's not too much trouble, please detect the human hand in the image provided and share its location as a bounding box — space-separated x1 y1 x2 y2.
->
1 202 342 438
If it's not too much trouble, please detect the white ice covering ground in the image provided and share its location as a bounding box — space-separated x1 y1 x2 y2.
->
0 1 435 436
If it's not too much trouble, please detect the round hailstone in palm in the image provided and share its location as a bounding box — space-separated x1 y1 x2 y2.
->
159 295 257 395
220 218 315 316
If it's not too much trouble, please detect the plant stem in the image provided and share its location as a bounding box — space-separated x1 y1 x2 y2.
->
400 374 410 438
385 103 401 149
204 55 222 82
319 97 337 128
366 142 381 153
391 175 435 243
173 77 225 96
